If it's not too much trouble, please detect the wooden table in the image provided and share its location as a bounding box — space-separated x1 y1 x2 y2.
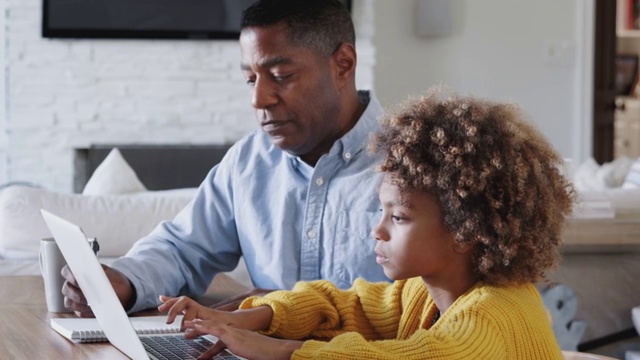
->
0 274 249 359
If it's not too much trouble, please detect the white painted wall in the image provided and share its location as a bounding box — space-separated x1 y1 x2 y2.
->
373 0 592 164
0 0 6 185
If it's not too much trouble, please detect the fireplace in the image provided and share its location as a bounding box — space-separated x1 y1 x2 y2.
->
73 145 231 193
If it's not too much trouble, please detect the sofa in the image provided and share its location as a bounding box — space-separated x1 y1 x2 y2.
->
0 148 253 289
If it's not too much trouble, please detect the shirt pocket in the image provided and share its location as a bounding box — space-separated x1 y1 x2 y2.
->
332 210 387 286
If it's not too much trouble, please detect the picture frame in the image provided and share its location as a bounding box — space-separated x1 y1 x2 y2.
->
615 54 639 96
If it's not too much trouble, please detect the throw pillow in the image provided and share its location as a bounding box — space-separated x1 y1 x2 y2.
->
622 157 640 189
82 148 147 195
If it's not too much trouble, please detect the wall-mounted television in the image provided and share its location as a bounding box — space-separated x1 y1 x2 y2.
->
42 0 353 40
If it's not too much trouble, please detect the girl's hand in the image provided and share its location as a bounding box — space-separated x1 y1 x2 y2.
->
159 295 274 338
186 319 303 360
158 295 229 337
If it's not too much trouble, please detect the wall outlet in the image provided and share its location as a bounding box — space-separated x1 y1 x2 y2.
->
544 41 576 67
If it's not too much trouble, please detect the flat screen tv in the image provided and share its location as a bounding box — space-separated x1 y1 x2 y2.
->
42 0 353 40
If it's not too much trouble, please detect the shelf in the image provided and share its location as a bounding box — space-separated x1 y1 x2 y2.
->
618 30 640 38
563 218 640 253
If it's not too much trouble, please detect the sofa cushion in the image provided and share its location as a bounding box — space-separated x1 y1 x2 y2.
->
0 185 196 259
623 157 640 189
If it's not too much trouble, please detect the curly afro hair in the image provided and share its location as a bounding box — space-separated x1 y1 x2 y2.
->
369 88 576 285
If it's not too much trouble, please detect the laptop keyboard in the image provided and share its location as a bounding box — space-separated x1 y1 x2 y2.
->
141 335 241 360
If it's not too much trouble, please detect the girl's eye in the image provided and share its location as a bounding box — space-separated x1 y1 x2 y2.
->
391 215 405 222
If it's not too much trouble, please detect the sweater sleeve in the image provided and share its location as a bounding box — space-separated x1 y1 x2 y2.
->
286 283 559 360
241 280 560 359
291 317 506 360
239 278 404 340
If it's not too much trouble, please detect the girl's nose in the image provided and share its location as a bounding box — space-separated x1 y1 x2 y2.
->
371 218 389 242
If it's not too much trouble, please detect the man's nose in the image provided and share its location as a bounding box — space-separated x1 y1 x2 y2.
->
251 78 278 109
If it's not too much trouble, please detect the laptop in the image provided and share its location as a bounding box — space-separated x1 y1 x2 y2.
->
40 209 243 360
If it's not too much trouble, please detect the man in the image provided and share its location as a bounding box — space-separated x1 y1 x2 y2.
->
62 0 389 316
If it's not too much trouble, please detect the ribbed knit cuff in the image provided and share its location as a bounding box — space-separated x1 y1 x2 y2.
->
239 296 282 336
290 340 326 360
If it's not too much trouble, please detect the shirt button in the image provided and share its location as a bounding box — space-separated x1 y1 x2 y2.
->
307 230 317 239
344 152 352 159
315 177 324 186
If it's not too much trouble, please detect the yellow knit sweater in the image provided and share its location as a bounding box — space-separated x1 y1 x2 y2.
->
240 277 562 360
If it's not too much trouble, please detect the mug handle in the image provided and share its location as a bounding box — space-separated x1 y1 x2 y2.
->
38 242 45 275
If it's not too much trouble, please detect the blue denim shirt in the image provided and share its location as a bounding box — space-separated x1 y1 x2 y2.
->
112 91 389 312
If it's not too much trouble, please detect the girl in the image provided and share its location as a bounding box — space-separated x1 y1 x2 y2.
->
159 88 574 360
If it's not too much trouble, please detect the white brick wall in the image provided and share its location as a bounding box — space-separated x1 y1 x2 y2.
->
1 0 375 192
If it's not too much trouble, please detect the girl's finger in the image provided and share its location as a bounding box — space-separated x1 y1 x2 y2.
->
198 339 228 360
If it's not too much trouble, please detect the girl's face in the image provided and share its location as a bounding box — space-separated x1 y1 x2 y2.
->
372 178 460 281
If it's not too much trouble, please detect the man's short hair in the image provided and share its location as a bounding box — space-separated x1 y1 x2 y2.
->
241 0 355 57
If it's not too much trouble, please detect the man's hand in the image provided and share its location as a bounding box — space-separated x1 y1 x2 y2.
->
185 318 302 360
61 264 135 318
209 288 273 311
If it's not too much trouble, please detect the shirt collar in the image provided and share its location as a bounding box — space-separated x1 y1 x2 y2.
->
286 90 383 166
329 90 382 164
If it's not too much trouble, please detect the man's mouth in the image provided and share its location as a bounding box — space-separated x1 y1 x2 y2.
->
261 120 291 133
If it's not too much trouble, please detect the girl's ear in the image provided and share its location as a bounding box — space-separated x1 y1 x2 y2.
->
452 241 474 254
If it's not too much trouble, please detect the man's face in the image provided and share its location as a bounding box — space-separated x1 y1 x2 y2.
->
239 24 344 159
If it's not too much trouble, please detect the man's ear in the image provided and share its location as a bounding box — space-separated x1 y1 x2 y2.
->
330 43 357 88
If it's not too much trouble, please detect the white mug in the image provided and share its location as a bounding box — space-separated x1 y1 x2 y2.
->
39 238 71 313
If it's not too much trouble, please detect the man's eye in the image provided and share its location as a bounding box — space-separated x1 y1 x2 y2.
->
272 74 291 82
245 78 256 87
